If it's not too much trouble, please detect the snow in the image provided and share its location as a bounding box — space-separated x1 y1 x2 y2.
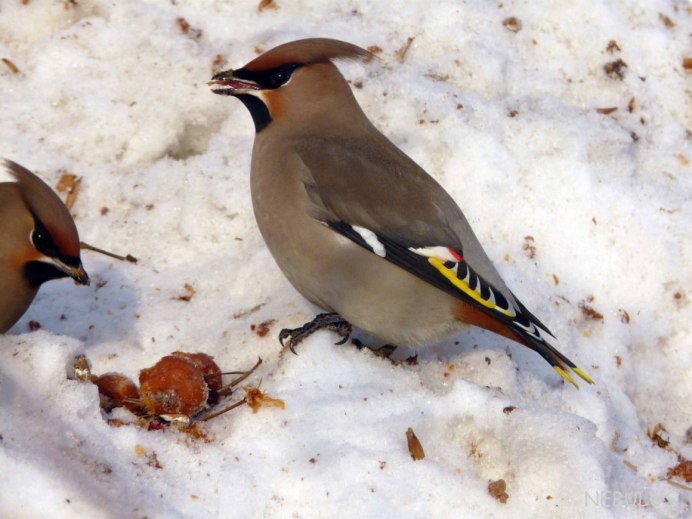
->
1 0 690 517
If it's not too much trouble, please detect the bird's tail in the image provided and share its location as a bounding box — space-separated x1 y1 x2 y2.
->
513 327 594 389
505 295 593 388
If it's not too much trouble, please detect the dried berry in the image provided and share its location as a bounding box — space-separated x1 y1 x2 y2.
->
139 356 208 417
94 373 144 414
172 351 223 392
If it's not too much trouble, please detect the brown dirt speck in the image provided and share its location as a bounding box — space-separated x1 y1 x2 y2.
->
579 298 604 321
250 319 276 337
648 423 670 449
606 40 621 53
502 17 522 32
28 320 41 331
406 427 425 461
604 59 628 80
258 0 278 11
522 235 536 259
176 17 202 40
488 479 509 503
211 54 227 74
395 37 415 64
245 386 285 413
176 283 196 302
658 13 675 28
1 57 19 73
667 458 692 482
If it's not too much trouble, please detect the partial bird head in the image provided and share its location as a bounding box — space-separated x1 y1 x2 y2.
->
0 159 89 332
209 38 374 133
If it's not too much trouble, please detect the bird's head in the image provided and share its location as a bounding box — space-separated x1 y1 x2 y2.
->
1 159 89 288
209 38 374 133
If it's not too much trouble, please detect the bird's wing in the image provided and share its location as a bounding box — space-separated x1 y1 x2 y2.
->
295 135 518 305
296 137 593 387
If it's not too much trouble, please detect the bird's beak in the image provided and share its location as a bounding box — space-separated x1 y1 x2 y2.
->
52 258 90 286
69 264 90 286
208 69 262 96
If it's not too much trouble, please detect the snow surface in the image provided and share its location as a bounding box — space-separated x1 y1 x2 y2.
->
1 1 690 517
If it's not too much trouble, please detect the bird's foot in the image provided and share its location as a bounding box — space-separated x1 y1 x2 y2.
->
279 312 352 354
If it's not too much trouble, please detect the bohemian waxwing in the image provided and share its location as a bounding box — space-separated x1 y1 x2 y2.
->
210 38 593 388
0 159 89 333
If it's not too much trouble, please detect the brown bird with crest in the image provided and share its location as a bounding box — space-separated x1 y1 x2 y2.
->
209 38 592 388
0 159 89 333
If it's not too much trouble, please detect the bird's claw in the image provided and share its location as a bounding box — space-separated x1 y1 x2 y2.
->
278 312 352 354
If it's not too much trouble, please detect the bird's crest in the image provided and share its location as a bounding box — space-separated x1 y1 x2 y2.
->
244 38 374 72
2 159 81 258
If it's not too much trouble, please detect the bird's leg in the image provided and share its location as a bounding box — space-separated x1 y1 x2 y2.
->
279 312 352 354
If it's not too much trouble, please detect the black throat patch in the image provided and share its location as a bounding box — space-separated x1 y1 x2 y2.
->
23 261 68 287
236 94 272 133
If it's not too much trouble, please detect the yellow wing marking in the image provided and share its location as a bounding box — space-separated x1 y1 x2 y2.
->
428 257 516 318
572 367 595 385
554 366 579 389
554 366 595 389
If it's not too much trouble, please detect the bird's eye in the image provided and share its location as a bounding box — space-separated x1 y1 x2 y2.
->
31 229 50 249
30 219 58 258
268 64 298 88
269 69 289 87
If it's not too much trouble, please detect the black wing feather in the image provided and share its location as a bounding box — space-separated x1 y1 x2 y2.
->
326 220 592 386
327 220 519 328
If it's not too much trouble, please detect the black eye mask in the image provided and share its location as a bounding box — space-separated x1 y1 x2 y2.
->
233 63 301 89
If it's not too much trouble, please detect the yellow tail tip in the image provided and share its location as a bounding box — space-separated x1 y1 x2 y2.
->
554 366 580 389
572 367 595 385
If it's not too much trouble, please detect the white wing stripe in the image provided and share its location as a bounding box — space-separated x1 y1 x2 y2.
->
352 225 386 257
